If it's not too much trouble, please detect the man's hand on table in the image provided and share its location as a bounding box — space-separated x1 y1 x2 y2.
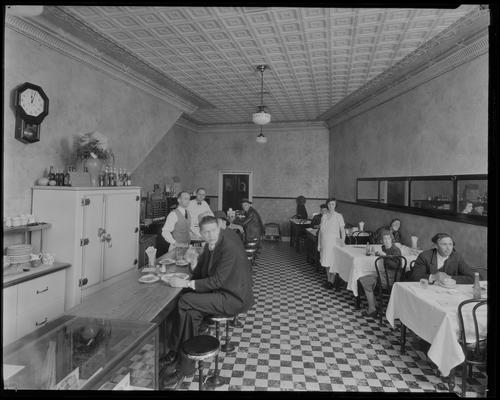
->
166 277 193 289
429 271 450 284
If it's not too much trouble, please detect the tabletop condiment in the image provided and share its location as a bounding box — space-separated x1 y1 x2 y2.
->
472 272 481 299
365 241 371 256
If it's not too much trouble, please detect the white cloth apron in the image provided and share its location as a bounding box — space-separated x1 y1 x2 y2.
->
318 211 345 273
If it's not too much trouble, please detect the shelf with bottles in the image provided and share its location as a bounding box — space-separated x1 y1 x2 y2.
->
98 166 132 187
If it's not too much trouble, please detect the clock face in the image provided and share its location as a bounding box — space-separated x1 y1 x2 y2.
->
19 88 45 117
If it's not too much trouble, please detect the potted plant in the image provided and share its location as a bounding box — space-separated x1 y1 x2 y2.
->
76 131 114 187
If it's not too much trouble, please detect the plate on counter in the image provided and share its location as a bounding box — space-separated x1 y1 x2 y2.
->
158 258 176 265
161 273 189 283
175 260 189 266
141 267 157 273
138 274 160 284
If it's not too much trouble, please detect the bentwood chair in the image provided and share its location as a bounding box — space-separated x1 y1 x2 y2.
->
374 255 408 323
352 230 372 245
457 299 487 397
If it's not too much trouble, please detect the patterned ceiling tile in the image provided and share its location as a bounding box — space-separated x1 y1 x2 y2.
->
60 5 479 124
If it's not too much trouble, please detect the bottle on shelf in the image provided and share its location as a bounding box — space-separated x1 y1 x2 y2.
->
126 172 132 187
64 167 71 186
55 169 62 186
112 168 117 186
48 166 55 182
105 166 111 187
472 272 481 299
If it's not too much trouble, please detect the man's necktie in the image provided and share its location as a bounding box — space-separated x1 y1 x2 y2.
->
197 202 202 206
185 210 188 219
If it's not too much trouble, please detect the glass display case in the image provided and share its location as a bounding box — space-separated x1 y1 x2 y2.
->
3 315 158 390
356 174 487 226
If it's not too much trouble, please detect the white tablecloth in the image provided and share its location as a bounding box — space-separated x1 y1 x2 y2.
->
386 282 487 377
332 244 420 296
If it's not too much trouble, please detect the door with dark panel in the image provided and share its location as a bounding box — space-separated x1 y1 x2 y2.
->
222 174 250 211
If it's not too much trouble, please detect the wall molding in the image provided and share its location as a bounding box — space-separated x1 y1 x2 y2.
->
5 14 203 114
320 8 490 128
198 120 328 134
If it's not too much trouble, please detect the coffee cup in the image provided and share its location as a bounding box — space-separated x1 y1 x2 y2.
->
358 221 365 231
420 278 429 289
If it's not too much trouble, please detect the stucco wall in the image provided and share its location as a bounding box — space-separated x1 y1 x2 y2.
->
328 54 488 266
3 28 183 217
329 53 488 200
133 122 197 197
190 126 330 198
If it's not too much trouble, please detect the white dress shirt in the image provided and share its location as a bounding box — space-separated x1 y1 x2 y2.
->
162 206 194 245
187 199 214 236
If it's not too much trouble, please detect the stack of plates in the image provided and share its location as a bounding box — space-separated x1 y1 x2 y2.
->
7 244 32 265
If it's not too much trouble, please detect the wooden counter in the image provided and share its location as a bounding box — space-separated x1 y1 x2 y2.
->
3 262 70 288
65 249 190 325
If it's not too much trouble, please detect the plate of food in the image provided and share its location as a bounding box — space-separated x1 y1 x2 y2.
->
161 272 190 283
141 267 157 273
175 260 190 266
159 258 176 265
138 274 160 284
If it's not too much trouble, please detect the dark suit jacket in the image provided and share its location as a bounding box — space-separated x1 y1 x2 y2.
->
192 229 254 316
310 213 323 229
235 207 264 240
410 248 474 284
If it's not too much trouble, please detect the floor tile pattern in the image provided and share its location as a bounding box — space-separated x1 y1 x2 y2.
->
174 241 487 395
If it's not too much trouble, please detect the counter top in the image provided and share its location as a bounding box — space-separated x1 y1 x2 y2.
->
65 264 187 324
3 262 71 288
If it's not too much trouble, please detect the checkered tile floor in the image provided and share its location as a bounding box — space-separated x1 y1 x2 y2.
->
173 241 487 395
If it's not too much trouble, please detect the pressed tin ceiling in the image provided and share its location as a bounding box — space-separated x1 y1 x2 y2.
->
53 5 478 125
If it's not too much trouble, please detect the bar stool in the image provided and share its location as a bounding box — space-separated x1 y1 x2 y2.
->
181 335 220 391
245 247 257 266
205 315 237 388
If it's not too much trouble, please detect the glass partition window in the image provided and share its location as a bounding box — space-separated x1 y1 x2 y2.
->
380 180 408 206
457 179 487 216
356 175 486 226
410 179 454 212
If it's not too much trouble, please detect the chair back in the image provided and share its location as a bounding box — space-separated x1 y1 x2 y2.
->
457 299 487 355
374 255 407 291
352 231 372 245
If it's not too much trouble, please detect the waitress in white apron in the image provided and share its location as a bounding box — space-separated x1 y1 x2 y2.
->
318 198 346 289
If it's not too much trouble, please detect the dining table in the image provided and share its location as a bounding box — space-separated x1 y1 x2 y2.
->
331 243 421 299
385 281 487 378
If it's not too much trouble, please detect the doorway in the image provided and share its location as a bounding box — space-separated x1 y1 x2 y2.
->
218 170 253 211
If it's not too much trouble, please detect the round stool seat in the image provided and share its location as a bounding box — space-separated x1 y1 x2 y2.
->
209 315 233 323
245 241 258 247
245 248 257 253
182 335 220 361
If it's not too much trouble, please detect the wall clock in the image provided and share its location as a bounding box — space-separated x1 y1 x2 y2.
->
13 82 49 143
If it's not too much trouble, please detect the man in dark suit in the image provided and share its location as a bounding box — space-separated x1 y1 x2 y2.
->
410 232 474 284
162 215 254 387
233 198 264 242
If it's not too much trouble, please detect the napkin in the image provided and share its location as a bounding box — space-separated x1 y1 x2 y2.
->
145 246 157 267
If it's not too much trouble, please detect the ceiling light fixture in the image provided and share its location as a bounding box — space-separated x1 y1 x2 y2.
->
256 126 268 144
252 64 271 126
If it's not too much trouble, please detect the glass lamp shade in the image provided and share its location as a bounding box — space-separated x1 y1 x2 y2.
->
256 133 268 144
252 111 271 125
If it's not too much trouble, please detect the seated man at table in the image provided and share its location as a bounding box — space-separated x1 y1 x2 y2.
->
358 231 401 318
310 204 327 229
232 198 264 242
409 232 474 284
214 210 244 242
162 215 254 387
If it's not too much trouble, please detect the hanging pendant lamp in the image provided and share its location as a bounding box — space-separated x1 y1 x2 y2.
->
252 65 271 125
256 126 268 144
